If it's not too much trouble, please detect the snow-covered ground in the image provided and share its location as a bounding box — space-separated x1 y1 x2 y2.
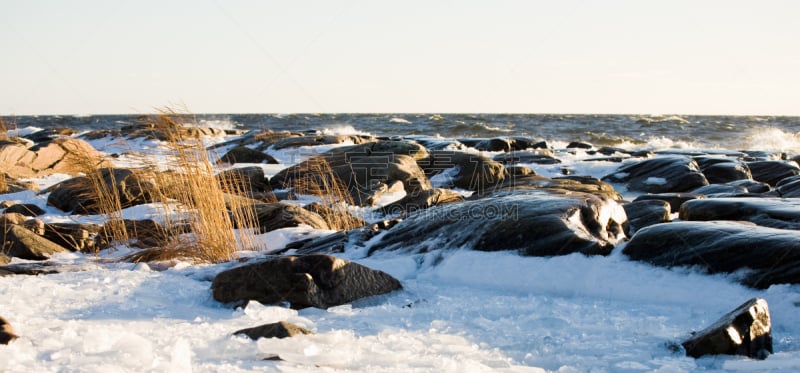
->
2 130 800 372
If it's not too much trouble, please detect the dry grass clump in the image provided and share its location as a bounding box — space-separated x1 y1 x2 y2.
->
0 173 7 194
290 158 364 231
124 109 262 263
0 117 8 141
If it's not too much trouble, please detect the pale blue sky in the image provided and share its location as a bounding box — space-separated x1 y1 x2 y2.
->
1 1 798 115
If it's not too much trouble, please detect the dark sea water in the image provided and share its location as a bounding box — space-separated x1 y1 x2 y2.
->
5 113 800 151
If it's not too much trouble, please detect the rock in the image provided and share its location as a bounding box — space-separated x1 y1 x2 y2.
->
271 135 370 150
0 253 10 265
682 298 772 360
0 317 18 345
493 151 561 165
566 141 593 149
689 184 748 196
370 190 627 256
1 224 70 260
679 197 800 229
33 137 109 175
21 127 75 142
380 188 464 215
509 137 548 151
623 221 800 288
632 193 704 212
727 179 771 194
0 173 39 193
475 138 512 152
271 141 430 206
211 254 402 309
506 165 534 176
46 168 157 214
303 202 365 231
700 161 751 184
235 203 329 233
602 156 708 193
217 146 278 164
747 160 800 186
234 321 313 340
43 222 102 252
622 200 670 235
492 174 621 201
217 166 271 195
3 203 45 217
776 175 800 197
419 150 505 192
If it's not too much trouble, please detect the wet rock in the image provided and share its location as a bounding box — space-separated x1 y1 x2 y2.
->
370 190 627 256
776 175 800 197
46 168 158 214
679 197 800 229
622 200 670 235
509 137 548 151
700 161 751 184
689 184 748 196
239 203 329 233
602 156 708 193
566 141 593 149
632 193 704 212
0 317 18 345
492 174 621 201
747 160 800 186
234 321 313 340
419 150 505 192
493 151 561 165
22 127 75 142
380 188 464 215
3 203 45 217
217 146 278 164
217 166 271 195
623 221 800 288
1 224 70 260
727 179 771 194
211 254 402 309
271 135 370 150
682 298 772 360
474 138 512 152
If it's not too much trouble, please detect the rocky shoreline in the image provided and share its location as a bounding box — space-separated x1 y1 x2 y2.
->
2 119 799 360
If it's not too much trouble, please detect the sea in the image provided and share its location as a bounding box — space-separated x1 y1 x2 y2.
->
6 113 800 152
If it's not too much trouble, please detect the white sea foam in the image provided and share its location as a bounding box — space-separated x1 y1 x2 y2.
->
320 124 371 137
389 117 412 124
742 127 800 152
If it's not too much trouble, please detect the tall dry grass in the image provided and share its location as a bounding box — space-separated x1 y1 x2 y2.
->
289 158 364 231
0 173 7 194
125 109 262 263
0 116 8 141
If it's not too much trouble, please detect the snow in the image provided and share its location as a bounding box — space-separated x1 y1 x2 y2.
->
2 133 800 371
644 176 668 185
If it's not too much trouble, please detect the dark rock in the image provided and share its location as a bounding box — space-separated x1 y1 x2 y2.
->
566 141 593 149
727 179 771 194
509 137 548 151
303 202 366 230
238 203 329 233
380 188 464 215
623 221 800 288
474 138 512 152
505 165 534 176
747 161 800 186
419 150 505 192
776 175 800 197
701 162 751 184
602 156 708 193
690 184 748 196
217 166 271 194
492 174 621 201
271 135 370 150
22 127 75 142
0 173 40 193
370 190 627 256
211 254 402 309
682 298 772 360
0 317 18 345
234 321 313 340
679 197 800 229
3 203 45 217
622 200 670 235
217 146 278 164
584 156 628 163
632 193 704 212
43 222 102 252
2 224 69 260
493 151 561 165
46 168 158 214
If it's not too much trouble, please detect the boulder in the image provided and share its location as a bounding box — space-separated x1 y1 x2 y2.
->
682 298 772 360
2 224 69 260
271 142 430 206
217 166 271 194
0 316 18 345
632 193 704 212
566 141 593 149
211 254 402 309
700 161 751 184
603 156 708 193
474 138 512 152
217 146 278 164
747 161 800 186
622 200 670 235
727 179 771 194
491 174 621 201
303 202 365 231
380 188 465 216
0 173 39 193
234 321 313 340
623 221 800 288
689 184 748 196
271 135 370 150
506 165 534 176
776 175 800 197
419 150 506 192
493 151 561 165
679 197 800 229
43 223 102 252
370 190 627 256
46 168 157 214
236 202 329 233
3 203 45 217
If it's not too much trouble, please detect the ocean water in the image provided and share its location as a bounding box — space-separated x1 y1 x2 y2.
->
5 113 800 151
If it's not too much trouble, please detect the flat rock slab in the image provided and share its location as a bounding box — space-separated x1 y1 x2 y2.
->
211 254 402 309
682 298 772 359
679 197 800 229
2 224 70 260
623 221 800 288
234 321 313 340
370 190 627 256
603 156 708 193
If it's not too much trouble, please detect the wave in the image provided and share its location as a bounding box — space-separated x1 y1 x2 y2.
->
389 117 412 124
741 127 800 152
320 124 372 137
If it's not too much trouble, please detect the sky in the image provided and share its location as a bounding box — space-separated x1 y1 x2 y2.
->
1 0 798 116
